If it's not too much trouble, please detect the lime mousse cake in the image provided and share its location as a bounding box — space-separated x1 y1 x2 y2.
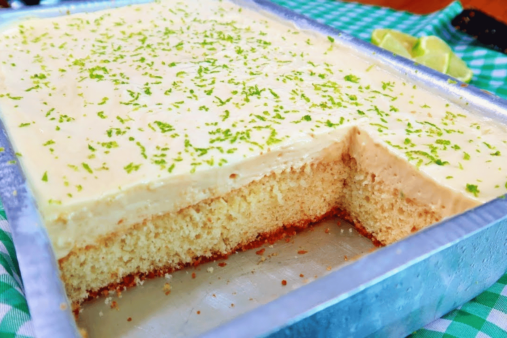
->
0 0 506 306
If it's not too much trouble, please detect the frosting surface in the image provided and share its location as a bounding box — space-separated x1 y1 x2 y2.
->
0 0 506 259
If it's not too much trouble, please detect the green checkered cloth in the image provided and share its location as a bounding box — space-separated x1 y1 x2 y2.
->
416 276 507 338
0 0 506 337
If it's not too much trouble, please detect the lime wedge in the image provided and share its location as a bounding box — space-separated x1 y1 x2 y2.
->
413 36 473 82
412 36 452 57
414 52 450 73
378 33 412 59
447 53 473 83
372 29 417 52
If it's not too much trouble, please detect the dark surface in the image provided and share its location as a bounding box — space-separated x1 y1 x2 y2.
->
452 9 507 54
21 0 41 5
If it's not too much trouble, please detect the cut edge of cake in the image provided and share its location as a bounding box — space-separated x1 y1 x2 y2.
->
60 127 478 311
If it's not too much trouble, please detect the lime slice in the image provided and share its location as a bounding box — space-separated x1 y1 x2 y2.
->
412 36 452 57
447 53 473 83
372 29 417 52
378 33 412 59
413 36 473 82
414 52 450 73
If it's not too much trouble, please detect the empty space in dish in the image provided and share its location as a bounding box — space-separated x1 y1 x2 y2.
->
77 218 375 337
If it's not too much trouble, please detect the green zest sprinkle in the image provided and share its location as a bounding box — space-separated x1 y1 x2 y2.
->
124 162 141 173
344 75 360 83
436 139 450 145
154 121 174 133
82 162 93 174
98 97 109 105
466 184 480 197
42 171 48 182
6 94 22 100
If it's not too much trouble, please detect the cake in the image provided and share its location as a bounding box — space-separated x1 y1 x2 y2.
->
0 0 505 308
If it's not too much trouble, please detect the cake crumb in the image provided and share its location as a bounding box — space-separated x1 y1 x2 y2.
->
344 255 348 261
218 262 227 267
297 250 308 255
116 290 122 298
337 221 341 226
341 229 344 233
299 274 304 278
135 276 145 286
212 294 216 298
60 303 67 311
163 283 172 295
207 267 214 273
197 310 201 315
127 317 132 322
256 248 265 255
249 298 253 301
164 273 173 280
231 303 235 307
104 297 112 306
269 245 273 248
99 311 103 317
110 301 119 311
325 228 330 234
326 266 331 271
349 228 352 233
281 280 287 286
192 272 196 279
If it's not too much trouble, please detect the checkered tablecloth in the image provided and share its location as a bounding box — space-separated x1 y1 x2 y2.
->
0 0 506 337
